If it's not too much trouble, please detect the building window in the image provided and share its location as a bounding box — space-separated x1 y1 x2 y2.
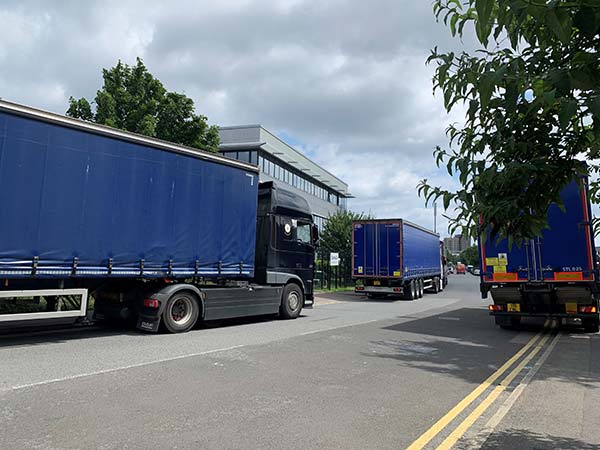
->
250 151 258 165
237 151 250 163
313 215 327 232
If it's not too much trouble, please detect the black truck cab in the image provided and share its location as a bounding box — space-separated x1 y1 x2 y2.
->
254 182 318 304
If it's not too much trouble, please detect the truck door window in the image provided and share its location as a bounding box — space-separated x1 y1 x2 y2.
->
297 223 312 245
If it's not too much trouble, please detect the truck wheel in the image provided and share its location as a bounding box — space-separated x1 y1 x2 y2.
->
162 291 200 333
280 283 303 319
584 316 599 333
411 280 418 300
432 277 440 294
418 279 424 298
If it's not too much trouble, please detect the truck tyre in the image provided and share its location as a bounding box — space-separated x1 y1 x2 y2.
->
280 283 303 319
432 277 440 294
411 280 418 300
418 279 424 298
584 316 599 333
162 291 200 333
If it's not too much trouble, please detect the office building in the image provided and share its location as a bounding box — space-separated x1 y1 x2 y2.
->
218 125 351 230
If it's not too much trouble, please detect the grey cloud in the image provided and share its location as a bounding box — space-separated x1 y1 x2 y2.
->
0 0 476 234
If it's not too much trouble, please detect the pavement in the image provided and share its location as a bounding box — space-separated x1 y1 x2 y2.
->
0 275 598 449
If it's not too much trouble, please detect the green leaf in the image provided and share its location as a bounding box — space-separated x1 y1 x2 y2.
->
588 96 600 120
546 8 572 44
450 13 459 36
475 0 494 45
574 6 599 38
547 69 571 95
443 192 451 210
559 99 577 129
478 72 494 110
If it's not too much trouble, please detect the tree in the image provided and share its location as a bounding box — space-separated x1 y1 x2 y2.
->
445 249 459 265
418 1 600 246
67 58 219 152
459 245 480 266
319 210 372 284
66 97 93 122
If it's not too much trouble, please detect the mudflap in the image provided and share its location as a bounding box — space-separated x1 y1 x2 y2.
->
137 316 161 332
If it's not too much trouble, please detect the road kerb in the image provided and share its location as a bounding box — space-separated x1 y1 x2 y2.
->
405 324 548 450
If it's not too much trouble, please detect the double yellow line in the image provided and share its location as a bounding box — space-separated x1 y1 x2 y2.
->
406 321 554 450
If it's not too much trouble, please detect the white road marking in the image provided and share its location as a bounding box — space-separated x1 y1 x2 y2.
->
3 317 388 394
4 344 247 394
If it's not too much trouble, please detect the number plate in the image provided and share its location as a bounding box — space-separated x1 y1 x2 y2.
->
565 302 577 314
373 280 381 286
507 303 521 312
137 319 159 332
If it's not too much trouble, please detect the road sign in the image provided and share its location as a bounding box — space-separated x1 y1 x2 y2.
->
330 252 340 266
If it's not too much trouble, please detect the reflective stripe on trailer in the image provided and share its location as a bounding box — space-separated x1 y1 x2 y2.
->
553 272 583 281
492 273 518 282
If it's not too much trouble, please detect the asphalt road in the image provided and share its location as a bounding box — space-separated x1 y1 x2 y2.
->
0 275 598 450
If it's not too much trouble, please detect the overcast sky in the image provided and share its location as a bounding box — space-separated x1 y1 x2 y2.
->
0 0 479 236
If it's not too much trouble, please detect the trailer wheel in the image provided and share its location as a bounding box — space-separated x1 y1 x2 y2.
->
280 283 303 319
583 316 599 333
409 280 418 300
418 279 424 298
162 291 200 333
432 277 440 294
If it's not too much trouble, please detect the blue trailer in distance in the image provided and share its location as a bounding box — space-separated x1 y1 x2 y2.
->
0 100 317 333
352 219 443 299
480 177 600 332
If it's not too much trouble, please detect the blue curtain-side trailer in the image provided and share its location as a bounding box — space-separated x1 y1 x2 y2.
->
352 219 443 299
480 177 599 332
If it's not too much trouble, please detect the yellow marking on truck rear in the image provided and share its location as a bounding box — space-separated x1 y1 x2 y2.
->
492 272 518 282
493 265 507 273
554 271 583 281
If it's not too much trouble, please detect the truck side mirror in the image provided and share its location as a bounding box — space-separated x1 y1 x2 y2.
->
312 225 320 247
